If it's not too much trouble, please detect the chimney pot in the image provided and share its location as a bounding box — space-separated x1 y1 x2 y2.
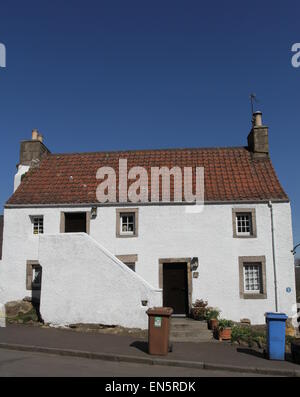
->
37 134 43 143
32 129 39 140
253 111 263 127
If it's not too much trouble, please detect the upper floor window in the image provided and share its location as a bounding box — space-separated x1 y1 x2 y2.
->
121 214 135 235
236 213 252 236
232 208 257 238
31 216 44 235
116 208 139 238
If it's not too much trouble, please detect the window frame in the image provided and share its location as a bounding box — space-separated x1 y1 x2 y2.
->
232 208 257 238
60 212 90 234
238 256 267 299
116 208 139 238
30 215 44 235
116 254 138 272
26 260 42 290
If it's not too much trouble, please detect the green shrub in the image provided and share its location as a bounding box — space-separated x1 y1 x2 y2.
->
218 319 234 330
231 325 266 348
206 308 221 320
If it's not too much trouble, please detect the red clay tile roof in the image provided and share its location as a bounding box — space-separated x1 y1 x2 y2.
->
6 147 288 205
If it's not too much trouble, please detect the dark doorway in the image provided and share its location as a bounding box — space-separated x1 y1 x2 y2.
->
163 263 188 316
31 264 43 322
64 212 87 233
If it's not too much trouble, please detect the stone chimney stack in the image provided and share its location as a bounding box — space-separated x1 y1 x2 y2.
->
14 130 51 192
19 129 50 166
247 111 269 158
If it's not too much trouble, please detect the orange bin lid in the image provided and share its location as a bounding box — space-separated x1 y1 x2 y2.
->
146 307 174 316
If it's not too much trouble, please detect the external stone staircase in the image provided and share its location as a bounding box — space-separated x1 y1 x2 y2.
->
170 317 215 343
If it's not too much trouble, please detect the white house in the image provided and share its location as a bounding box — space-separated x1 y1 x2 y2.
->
0 113 296 329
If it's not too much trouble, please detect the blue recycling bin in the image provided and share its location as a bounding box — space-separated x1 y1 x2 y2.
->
265 312 288 360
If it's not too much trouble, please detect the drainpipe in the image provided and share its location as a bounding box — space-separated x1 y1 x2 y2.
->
268 201 279 312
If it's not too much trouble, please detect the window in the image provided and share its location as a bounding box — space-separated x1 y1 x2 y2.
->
236 213 252 236
116 254 138 272
31 216 44 235
116 209 139 237
232 208 257 238
26 261 42 290
60 212 90 234
121 214 135 235
239 256 266 299
243 264 262 293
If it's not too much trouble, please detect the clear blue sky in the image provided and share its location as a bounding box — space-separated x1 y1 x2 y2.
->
0 0 299 248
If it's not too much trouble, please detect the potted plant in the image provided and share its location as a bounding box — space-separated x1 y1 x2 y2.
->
190 299 208 321
206 308 220 330
217 319 234 341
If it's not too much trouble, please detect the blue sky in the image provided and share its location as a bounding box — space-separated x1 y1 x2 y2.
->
0 0 299 249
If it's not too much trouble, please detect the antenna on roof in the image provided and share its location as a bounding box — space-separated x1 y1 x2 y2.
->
250 93 259 115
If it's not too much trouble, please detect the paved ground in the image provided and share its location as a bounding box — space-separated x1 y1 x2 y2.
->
0 324 299 375
0 349 268 377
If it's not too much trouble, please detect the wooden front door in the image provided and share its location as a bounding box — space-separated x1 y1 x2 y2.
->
163 263 188 315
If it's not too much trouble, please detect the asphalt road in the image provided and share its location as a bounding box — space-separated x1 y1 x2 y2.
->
0 349 268 377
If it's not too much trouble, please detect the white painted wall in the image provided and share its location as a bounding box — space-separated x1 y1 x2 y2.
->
0 202 296 326
39 233 161 328
14 165 30 192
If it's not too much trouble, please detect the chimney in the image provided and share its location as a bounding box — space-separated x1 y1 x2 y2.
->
32 129 39 140
19 129 51 166
14 130 51 191
247 111 269 158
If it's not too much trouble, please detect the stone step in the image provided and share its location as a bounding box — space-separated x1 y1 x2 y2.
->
170 329 212 338
171 323 209 331
169 317 214 342
170 335 215 343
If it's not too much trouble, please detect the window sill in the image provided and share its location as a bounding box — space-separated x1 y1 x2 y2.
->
240 293 267 300
233 234 257 239
116 234 138 238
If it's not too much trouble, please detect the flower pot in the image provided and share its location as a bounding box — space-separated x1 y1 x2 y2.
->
218 327 232 341
209 319 219 330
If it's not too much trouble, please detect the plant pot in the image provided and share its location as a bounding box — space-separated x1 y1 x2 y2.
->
209 319 219 330
218 327 232 341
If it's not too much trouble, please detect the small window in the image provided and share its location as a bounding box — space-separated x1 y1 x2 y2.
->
121 213 135 235
236 213 252 236
116 209 139 238
243 263 262 294
116 254 138 271
232 208 257 238
31 216 44 235
26 261 42 290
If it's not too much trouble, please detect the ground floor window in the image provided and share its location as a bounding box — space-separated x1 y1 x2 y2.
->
26 261 42 290
116 254 138 272
239 256 267 299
